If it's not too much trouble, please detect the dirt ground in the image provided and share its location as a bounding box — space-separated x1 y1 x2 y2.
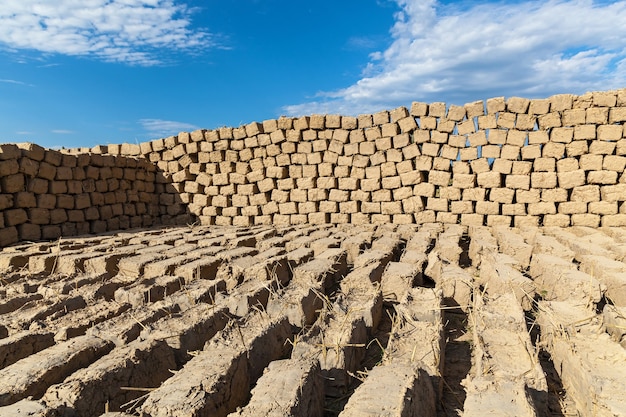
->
1 223 625 417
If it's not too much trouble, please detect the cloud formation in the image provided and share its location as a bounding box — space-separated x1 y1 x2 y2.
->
0 0 212 65
140 118 198 138
284 0 626 116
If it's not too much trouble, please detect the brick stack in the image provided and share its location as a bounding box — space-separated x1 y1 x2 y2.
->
2 89 626 246
136 89 626 229
0 143 164 247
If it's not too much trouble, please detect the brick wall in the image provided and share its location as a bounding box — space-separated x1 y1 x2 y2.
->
2 89 626 246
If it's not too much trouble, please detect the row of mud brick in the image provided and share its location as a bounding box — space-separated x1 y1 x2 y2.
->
0 223 625 416
3 89 626 246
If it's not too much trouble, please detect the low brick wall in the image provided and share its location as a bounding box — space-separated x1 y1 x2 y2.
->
2 89 626 246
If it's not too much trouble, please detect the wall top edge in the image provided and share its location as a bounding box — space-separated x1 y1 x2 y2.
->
3 88 626 157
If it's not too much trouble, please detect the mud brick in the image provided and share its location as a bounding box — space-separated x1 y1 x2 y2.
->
571 185 600 202
498 145 519 160
601 184 626 201
381 176 401 189
439 186 461 200
527 202 556 215
541 188 567 202
420 142 439 157
456 119 475 135
602 155 626 172
484 214 511 226
451 173 475 189
484 96 504 114
609 106 626 123
425 170 448 186
451 200 473 214
426 197 449 212
402 196 424 213
461 213 484 226
376 201 400 215
488 188 514 203
1 173 24 193
578 154 603 172
530 172 557 189
443 104 464 121
588 170 618 184
370 189 391 202
410 101 428 117
501 203 525 216
558 202 587 214
478 114 497 129
564 140 588 157
460 187 484 201
474 201 498 215
504 174 530 190
589 201 618 215
602 214 626 226
4 208 28 226
555 169 584 188
589 140 616 154
515 189 539 204
597 124 623 141
571 213 600 227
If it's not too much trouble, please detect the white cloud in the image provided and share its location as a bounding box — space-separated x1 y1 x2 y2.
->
0 78 33 86
0 0 213 65
140 118 198 137
51 129 75 134
284 0 626 115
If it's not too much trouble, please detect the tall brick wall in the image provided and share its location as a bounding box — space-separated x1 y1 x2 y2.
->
2 89 626 246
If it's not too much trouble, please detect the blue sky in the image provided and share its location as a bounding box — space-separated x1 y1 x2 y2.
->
1 0 626 149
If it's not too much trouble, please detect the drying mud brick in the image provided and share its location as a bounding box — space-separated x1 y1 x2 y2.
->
340 362 436 417
538 301 626 416
229 358 324 417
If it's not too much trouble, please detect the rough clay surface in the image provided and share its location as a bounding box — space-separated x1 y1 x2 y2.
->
0 223 625 416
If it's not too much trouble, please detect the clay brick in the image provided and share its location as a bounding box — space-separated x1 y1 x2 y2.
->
589 201 618 215
541 188 567 202
573 124 596 141
528 130 549 144
590 140 616 155
459 147 478 161
428 170 450 186
516 189 540 204
531 172 557 189
462 187 486 201
571 185 600 202
481 145 501 159
474 172 500 188
460 213 484 226
558 201 587 214
475 201 499 215
601 184 626 202
556 170 585 189
446 104 466 121
587 170 618 184
601 214 626 226
502 203 526 216
521 145 542 160
562 109 586 126
478 114 497 129
538 112 561 129
565 140 588 157
507 96 530 114
451 200 473 214
500 145 520 160
489 188 515 203
551 127 574 143
496 112 516 129
541 142 565 158
528 98 550 115
1 173 24 193
487 97 505 114
579 154 604 170
505 174 530 190
527 202 556 215
597 125 623 141
609 107 626 123
470 158 490 174
570 213 600 227
543 214 570 227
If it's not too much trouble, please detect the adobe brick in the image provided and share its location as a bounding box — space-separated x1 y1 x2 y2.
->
528 130 549 144
597 125 623 141
541 188 568 202
565 140 588 157
571 185 600 202
587 170 618 185
527 202 556 215
528 98 550 115
487 96 505 114
579 154 604 170
1 173 24 193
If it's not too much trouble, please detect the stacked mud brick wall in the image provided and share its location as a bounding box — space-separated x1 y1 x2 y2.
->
3 89 626 246
0 143 194 247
